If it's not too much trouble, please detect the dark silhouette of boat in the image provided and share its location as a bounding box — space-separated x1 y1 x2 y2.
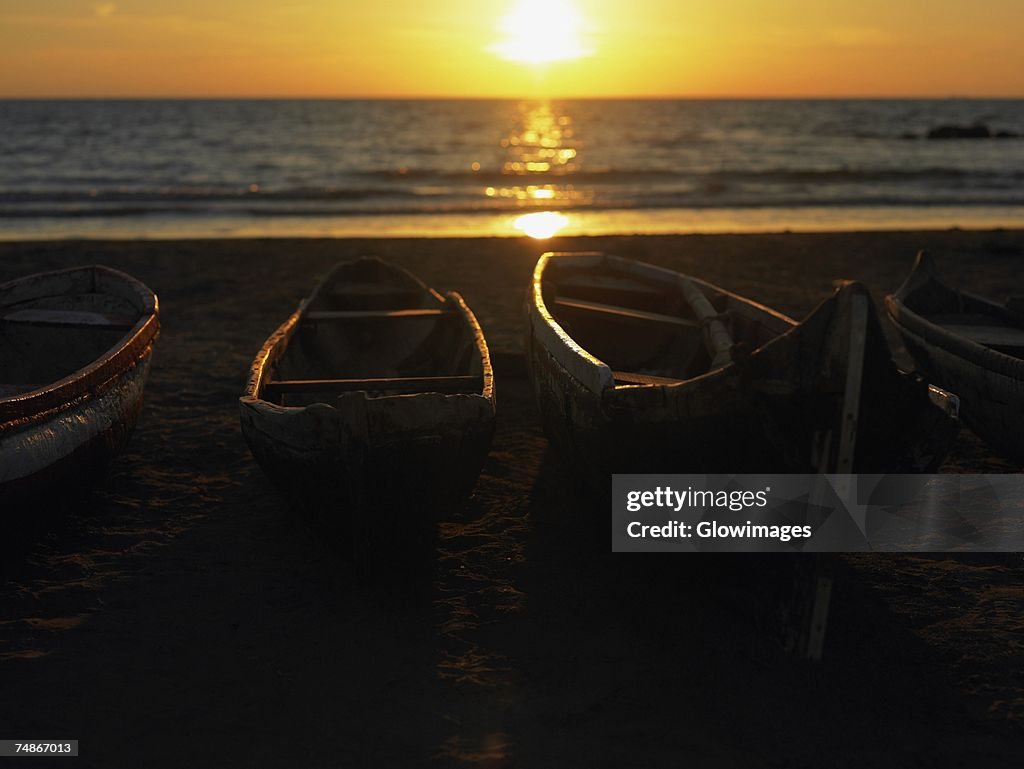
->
887 251 1024 462
0 265 159 503
526 251 958 487
240 258 495 561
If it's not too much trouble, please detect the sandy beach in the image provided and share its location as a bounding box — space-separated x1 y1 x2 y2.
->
1 231 1022 768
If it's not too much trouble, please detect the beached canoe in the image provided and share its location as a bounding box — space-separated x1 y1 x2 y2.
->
886 251 1024 462
0 265 160 502
526 251 958 484
239 258 495 557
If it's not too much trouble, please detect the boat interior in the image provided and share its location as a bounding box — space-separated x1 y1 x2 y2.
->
907 277 1024 359
0 271 142 398
263 260 485 406
542 259 788 386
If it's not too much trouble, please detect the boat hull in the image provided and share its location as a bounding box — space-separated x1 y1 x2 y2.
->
895 323 1024 461
240 260 495 561
0 265 159 509
527 253 958 489
528 328 781 477
240 391 494 556
1 351 153 504
887 252 1024 462
528 321 954 485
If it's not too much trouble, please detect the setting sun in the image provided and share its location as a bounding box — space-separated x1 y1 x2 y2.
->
491 0 592 64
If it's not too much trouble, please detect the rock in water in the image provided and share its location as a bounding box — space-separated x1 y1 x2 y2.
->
927 123 992 139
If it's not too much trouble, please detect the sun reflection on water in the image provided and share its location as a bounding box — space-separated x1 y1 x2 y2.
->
494 102 585 205
500 103 576 173
513 211 569 238
494 101 586 237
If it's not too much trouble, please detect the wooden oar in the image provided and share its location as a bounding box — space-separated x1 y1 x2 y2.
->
678 277 733 368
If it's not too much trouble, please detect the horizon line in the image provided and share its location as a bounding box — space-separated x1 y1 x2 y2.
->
3 94 1024 101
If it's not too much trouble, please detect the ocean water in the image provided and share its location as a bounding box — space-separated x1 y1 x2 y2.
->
1 99 1023 239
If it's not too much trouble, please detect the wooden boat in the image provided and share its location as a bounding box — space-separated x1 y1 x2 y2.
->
526 251 959 484
239 258 495 559
886 251 1024 462
0 265 160 503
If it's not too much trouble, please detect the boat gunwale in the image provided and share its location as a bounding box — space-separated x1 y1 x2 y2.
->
240 266 494 414
0 265 159 432
886 251 1024 383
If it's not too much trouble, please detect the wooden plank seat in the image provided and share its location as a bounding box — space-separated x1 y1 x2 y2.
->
303 308 448 322
325 285 422 297
554 298 699 328
613 370 685 386
555 273 666 297
938 323 1024 349
0 308 137 330
263 374 483 398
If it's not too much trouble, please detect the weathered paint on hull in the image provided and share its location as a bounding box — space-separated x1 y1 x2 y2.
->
529 331 954 489
240 393 494 559
527 328 838 489
0 351 153 505
528 329 774 474
1 264 160 519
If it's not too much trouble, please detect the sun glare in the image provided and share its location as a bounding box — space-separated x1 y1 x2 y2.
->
514 211 569 238
492 0 592 64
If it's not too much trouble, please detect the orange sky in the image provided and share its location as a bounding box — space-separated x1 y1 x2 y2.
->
1 1 1022 98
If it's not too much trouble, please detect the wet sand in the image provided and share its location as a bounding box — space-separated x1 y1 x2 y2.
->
1 231 1022 768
